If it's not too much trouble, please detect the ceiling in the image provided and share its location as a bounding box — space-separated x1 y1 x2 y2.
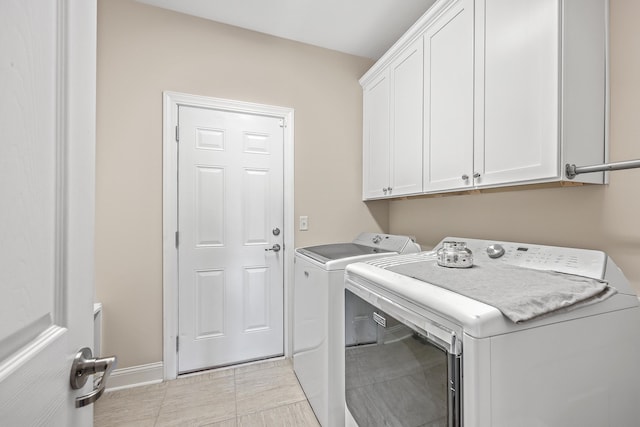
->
136 0 437 60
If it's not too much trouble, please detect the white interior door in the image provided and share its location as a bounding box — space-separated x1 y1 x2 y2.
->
0 0 97 425
178 105 284 373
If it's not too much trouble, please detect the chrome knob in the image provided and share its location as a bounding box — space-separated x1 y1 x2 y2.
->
487 244 505 259
473 172 481 178
461 174 469 181
265 243 281 252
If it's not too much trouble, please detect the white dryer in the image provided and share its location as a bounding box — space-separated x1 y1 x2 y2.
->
344 237 640 427
293 233 420 427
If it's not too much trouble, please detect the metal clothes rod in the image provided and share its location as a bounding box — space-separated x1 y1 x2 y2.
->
565 159 640 179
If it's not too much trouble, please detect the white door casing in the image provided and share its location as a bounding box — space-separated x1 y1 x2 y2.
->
163 93 294 379
0 0 97 425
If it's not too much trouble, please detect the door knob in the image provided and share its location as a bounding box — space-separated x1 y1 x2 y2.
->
265 243 281 252
70 347 117 408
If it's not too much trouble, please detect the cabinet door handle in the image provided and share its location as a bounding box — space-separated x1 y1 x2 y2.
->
473 172 481 178
461 174 469 181
383 187 388 194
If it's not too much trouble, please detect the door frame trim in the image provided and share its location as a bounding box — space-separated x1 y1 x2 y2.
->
162 91 294 380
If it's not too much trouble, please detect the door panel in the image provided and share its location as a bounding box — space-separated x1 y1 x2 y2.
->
196 166 225 246
0 0 58 354
195 270 225 338
243 169 269 245
178 106 284 373
243 267 270 331
476 0 559 185
362 72 391 199
423 0 474 193
0 0 96 424
390 37 423 197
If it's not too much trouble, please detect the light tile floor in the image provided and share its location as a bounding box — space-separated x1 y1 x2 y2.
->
95 359 321 427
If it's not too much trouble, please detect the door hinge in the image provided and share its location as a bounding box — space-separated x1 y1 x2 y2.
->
175 125 179 142
279 119 286 128
176 336 179 352
175 231 179 248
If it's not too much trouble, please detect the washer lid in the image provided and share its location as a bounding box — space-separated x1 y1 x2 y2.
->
296 243 391 264
296 233 420 265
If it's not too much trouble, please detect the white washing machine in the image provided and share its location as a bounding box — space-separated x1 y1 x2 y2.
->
344 237 640 427
293 233 421 427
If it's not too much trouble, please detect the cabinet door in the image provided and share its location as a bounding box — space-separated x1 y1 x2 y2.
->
390 37 424 197
474 0 560 187
362 71 391 200
423 0 474 193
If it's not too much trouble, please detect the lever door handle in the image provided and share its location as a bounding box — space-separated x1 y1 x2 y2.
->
265 243 281 252
70 347 117 408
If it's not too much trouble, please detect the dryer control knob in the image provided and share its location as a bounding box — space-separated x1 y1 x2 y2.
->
487 244 505 259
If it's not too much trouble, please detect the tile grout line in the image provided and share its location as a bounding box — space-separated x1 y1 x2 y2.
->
233 366 239 424
233 361 309 424
153 382 168 427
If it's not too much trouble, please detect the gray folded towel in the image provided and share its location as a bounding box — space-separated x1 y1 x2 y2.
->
384 256 613 323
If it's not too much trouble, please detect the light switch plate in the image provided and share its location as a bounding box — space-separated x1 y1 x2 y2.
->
299 216 308 231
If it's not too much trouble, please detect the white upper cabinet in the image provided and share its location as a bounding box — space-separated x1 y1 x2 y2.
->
390 38 424 197
474 0 560 186
362 71 391 200
362 38 424 200
423 0 474 193
474 0 607 188
361 0 608 199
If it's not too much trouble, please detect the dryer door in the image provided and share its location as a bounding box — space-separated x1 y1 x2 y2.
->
345 287 461 427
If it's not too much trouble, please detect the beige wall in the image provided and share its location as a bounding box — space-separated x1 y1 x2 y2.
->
98 0 640 371
389 0 640 295
96 0 386 368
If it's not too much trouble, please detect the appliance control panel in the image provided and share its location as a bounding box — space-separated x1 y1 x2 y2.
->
439 237 607 279
354 232 421 254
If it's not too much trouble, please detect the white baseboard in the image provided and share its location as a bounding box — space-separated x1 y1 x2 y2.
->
106 361 164 392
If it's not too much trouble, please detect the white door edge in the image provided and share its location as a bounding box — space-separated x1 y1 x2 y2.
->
162 91 295 380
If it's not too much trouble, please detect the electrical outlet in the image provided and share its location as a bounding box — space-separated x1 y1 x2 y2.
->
299 216 309 231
